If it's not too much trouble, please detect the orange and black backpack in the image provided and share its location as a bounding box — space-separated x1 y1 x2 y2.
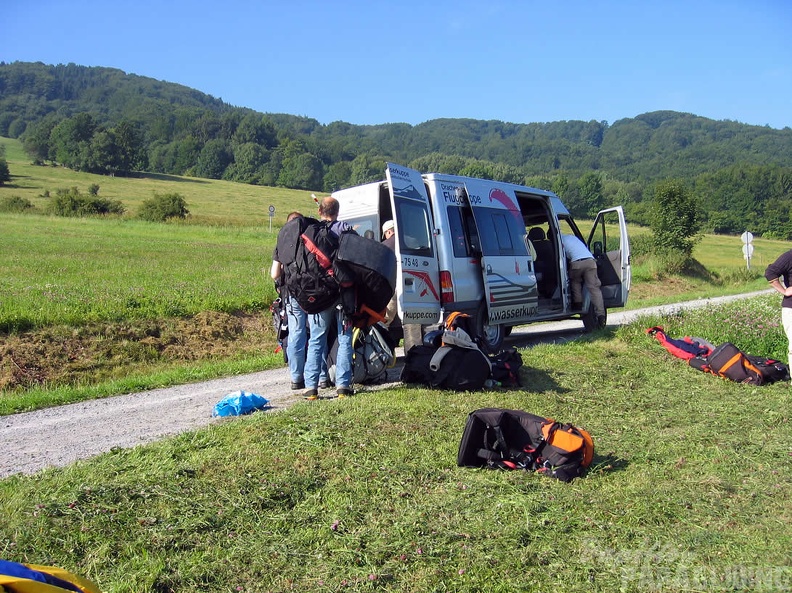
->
457 408 594 482
695 342 789 385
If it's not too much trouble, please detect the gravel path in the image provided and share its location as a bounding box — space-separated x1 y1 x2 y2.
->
0 290 771 478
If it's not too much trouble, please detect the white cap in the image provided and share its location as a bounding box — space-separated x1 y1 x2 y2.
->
381 220 395 235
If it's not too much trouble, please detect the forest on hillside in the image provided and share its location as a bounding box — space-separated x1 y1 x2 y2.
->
2 61 792 238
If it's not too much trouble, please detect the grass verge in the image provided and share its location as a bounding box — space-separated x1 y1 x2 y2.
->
0 297 790 592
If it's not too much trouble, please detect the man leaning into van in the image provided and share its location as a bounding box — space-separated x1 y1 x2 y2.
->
561 234 606 329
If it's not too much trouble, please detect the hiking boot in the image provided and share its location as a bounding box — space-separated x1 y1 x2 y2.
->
596 315 607 329
318 379 331 389
337 387 354 398
291 380 305 390
303 388 319 400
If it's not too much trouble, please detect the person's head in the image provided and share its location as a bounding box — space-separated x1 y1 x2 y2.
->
382 219 395 240
318 197 340 221
286 211 302 222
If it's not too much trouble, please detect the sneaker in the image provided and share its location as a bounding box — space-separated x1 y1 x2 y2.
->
337 387 354 398
303 388 319 400
290 380 305 390
318 380 331 389
596 315 607 329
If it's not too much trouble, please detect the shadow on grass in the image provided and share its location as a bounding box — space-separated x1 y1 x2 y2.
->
132 172 210 184
590 453 630 476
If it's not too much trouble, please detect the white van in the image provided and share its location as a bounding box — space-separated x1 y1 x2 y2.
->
333 162 631 352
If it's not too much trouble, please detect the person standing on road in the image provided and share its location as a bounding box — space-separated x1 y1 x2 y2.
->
561 233 606 329
764 249 792 364
270 211 328 391
303 197 356 399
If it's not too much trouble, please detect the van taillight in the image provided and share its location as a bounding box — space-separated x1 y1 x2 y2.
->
440 270 454 305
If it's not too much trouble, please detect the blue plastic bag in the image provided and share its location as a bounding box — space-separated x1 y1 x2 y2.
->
212 390 270 417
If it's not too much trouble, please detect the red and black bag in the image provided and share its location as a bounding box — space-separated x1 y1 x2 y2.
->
457 408 594 482
699 342 789 385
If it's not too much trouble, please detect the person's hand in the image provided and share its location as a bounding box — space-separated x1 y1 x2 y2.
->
784 286 792 297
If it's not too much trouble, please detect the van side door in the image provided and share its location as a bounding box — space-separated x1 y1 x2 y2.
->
587 206 631 307
464 181 539 326
385 163 442 326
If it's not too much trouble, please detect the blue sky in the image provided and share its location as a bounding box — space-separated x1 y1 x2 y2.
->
3 1 791 129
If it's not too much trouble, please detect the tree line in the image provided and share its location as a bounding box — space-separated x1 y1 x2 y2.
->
2 61 792 237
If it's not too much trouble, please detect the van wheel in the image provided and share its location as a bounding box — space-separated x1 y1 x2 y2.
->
475 302 504 354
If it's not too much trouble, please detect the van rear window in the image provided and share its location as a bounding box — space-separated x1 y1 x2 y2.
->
395 198 433 257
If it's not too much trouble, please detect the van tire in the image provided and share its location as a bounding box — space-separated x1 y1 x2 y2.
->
475 302 504 354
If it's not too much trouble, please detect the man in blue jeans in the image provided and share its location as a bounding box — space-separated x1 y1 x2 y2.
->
302 196 356 399
270 211 328 390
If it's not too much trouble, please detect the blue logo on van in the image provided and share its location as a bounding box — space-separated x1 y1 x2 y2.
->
394 184 424 200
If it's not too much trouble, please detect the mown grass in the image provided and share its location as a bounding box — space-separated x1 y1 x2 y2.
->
1 136 317 226
1 296 790 592
0 214 279 331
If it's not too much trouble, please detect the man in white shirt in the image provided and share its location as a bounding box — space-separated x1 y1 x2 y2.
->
561 234 605 328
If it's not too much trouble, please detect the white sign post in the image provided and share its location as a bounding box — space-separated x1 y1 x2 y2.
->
268 205 275 233
741 231 754 270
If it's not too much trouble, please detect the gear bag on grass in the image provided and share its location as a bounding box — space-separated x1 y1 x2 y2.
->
327 322 396 385
400 343 492 391
400 312 491 391
696 342 790 385
457 408 594 482
488 347 524 387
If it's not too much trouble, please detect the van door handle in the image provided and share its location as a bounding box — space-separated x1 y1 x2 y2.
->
404 278 413 286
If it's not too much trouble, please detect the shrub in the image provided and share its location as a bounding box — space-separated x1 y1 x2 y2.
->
49 187 125 217
0 195 34 213
88 183 100 196
138 192 189 222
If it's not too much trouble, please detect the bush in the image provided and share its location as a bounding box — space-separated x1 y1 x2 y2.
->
49 187 125 217
0 195 34 213
137 192 189 222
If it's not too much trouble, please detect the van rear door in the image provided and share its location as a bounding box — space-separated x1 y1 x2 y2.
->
385 163 442 326
587 206 631 307
464 181 538 326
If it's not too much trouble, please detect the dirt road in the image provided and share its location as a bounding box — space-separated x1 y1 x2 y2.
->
0 291 771 478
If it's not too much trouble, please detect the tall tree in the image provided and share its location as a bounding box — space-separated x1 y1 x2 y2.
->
650 180 700 256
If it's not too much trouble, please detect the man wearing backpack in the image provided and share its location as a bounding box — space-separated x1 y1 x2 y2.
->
765 249 792 366
271 211 329 391
302 197 357 399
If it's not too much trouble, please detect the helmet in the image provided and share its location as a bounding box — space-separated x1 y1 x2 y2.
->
423 329 444 349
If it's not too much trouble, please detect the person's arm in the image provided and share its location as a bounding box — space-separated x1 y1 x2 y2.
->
768 278 792 297
270 260 282 282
